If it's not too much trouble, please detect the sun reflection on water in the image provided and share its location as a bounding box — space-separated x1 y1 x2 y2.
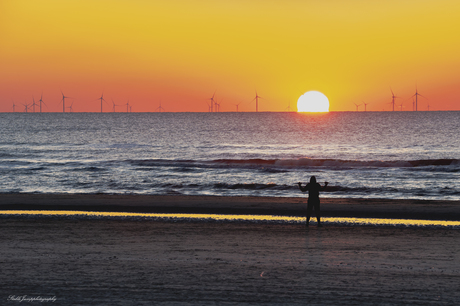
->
1 210 460 228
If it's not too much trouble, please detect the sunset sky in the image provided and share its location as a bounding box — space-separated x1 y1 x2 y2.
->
1 0 460 112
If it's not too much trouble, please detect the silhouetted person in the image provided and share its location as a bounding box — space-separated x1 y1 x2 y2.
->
298 176 328 227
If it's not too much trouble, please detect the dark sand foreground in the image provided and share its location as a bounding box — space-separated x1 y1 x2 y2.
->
1 194 460 305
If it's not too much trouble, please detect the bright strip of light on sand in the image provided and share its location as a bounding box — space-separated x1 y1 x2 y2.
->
1 210 460 228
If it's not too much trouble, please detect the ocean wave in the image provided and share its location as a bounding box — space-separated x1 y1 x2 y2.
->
5 158 457 173
0 152 16 158
214 182 285 190
211 183 399 194
130 157 460 170
71 166 106 172
274 158 460 168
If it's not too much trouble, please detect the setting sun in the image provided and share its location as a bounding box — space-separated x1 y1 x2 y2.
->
297 91 330 112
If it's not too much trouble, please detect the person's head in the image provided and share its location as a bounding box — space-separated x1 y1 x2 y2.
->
310 176 316 183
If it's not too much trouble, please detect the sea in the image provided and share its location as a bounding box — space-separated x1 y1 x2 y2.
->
0 111 459 201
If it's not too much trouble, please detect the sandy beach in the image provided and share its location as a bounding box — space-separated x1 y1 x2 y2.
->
1 194 460 305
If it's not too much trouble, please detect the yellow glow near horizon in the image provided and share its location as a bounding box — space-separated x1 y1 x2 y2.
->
297 91 330 112
1 210 459 228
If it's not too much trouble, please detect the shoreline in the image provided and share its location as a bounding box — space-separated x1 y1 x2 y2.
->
1 193 460 221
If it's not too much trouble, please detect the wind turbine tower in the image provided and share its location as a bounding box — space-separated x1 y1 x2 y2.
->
125 101 130 112
39 94 46 113
23 103 30 113
156 101 165 112
112 99 119 112
390 89 399 111
98 93 106 113
60 91 71 113
252 92 262 112
12 101 16 112
31 97 39 113
215 99 222 112
411 87 426 111
285 102 292 112
363 102 369 111
208 92 216 112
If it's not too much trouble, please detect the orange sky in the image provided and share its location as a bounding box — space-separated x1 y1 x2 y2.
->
1 0 460 112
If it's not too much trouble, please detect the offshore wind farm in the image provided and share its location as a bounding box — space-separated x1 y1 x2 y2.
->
4 85 439 113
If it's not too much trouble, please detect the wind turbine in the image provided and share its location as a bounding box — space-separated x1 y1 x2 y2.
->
214 99 222 112
363 101 369 111
125 101 130 112
410 86 426 111
12 101 16 112
251 92 262 112
31 97 39 113
98 93 107 113
399 101 404 111
234 102 241 112
112 99 119 112
39 93 47 113
23 102 30 113
390 89 400 111
67 102 74 112
354 103 361 111
60 91 72 113
285 102 292 112
156 101 165 112
207 92 216 112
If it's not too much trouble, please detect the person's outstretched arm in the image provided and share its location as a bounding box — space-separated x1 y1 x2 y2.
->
298 182 308 192
320 182 329 191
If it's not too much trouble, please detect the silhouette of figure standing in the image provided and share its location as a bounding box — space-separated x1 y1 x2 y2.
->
298 176 328 227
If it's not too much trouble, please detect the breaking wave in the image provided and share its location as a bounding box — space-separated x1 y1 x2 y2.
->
130 158 460 170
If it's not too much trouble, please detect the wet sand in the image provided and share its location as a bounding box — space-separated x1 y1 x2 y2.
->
1 193 460 220
1 194 460 305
